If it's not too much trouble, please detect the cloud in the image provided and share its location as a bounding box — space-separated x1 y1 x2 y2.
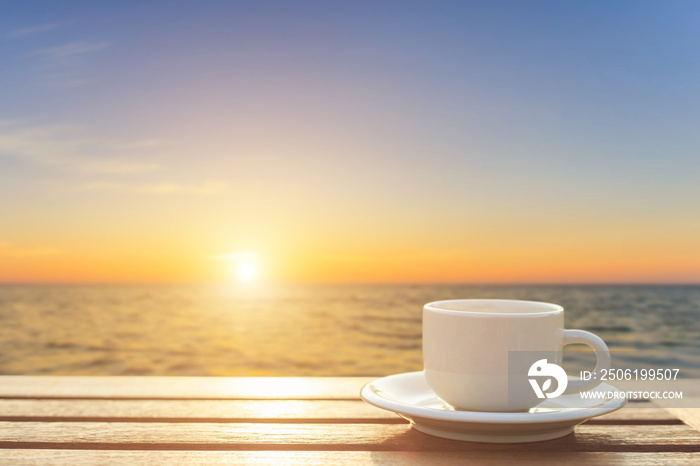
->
70 181 127 192
113 140 166 150
0 122 227 197
8 22 61 38
72 180 230 195
42 75 94 88
27 39 110 86
32 41 111 60
78 160 161 174
141 181 229 195
0 241 65 257
0 123 162 174
0 118 34 127
0 124 82 166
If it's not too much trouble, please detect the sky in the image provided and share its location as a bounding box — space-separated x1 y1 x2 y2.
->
1 1 700 284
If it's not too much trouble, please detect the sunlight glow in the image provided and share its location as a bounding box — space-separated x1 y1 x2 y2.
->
219 251 260 283
237 261 258 282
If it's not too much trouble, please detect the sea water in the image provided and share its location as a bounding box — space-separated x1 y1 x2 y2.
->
1 284 699 376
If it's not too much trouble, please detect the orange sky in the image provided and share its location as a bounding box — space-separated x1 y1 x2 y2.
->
2 210 699 284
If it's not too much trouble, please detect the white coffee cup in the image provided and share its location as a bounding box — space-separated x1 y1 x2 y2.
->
423 299 611 412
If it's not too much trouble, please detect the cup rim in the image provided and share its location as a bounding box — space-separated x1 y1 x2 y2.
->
424 299 564 317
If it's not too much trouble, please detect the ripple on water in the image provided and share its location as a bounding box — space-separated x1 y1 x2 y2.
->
0 284 698 375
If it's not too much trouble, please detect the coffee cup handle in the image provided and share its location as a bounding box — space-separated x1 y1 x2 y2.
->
562 329 611 394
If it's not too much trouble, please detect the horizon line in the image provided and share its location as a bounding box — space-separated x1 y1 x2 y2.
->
1 281 699 287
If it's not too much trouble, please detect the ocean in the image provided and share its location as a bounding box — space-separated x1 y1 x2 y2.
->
1 284 699 377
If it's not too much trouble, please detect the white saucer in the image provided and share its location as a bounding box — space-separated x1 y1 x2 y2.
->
360 371 627 443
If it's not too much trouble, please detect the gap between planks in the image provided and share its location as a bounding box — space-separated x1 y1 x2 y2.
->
2 450 700 466
2 450 700 465
0 423 698 452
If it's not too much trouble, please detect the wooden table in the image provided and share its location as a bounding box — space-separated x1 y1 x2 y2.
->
0 376 698 464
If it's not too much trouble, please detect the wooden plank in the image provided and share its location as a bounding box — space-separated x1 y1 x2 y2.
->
652 396 700 432
2 377 698 401
2 450 700 465
0 399 677 424
3 376 698 406
663 407 700 433
584 402 679 424
0 376 374 400
0 422 698 451
0 400 403 423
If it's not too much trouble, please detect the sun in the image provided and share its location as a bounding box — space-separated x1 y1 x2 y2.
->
236 260 258 282
219 251 260 283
